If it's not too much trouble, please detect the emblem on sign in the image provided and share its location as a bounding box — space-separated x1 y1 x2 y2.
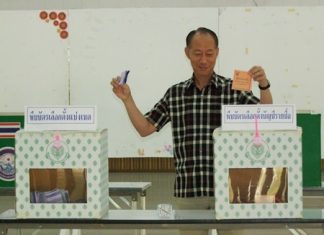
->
245 116 270 163
45 132 70 165
0 147 15 181
245 140 270 163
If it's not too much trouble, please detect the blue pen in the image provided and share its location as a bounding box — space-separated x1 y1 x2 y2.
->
119 70 130 85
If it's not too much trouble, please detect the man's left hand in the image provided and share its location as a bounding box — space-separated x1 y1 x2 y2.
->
248 66 268 87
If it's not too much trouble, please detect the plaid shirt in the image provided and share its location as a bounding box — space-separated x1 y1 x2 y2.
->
145 73 260 197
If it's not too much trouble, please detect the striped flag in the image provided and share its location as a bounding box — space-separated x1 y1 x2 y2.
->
0 122 21 138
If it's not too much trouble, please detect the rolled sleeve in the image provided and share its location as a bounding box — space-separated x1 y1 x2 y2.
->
144 89 171 132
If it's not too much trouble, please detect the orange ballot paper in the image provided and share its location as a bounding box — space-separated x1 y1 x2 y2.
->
231 70 252 91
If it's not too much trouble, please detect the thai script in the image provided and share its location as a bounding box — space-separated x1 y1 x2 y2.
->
28 108 93 123
226 108 292 122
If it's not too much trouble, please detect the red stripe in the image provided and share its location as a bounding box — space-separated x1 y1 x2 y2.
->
0 135 15 138
0 122 20 126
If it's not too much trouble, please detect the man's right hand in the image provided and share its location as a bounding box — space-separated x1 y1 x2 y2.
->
110 76 157 137
111 76 131 102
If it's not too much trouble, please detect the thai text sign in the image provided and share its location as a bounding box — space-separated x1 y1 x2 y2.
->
221 104 296 130
24 106 97 131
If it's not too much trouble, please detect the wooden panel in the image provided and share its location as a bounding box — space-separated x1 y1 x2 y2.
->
109 158 324 172
109 158 174 172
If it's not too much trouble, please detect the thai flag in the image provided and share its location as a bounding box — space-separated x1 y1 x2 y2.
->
0 122 21 138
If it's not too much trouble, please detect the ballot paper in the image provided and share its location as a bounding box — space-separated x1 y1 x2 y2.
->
119 70 130 85
231 70 252 91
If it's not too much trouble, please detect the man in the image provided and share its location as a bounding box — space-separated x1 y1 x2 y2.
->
111 27 273 234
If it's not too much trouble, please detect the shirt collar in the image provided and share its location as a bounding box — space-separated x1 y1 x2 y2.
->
185 72 219 90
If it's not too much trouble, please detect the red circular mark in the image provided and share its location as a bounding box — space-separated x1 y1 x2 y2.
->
60 30 69 39
39 11 48 20
49 11 57 20
58 12 66 21
53 20 59 26
59 21 68 30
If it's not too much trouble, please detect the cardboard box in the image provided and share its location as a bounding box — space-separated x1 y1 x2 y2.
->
213 127 302 219
15 129 108 218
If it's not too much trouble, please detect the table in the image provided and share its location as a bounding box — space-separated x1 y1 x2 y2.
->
0 182 152 235
1 186 323 235
0 181 152 209
109 182 152 210
0 208 324 234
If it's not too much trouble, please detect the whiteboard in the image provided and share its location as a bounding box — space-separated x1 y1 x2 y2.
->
0 10 69 111
69 8 219 157
218 6 324 156
1 7 323 157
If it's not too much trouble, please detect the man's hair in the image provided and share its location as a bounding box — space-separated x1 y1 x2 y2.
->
186 27 218 48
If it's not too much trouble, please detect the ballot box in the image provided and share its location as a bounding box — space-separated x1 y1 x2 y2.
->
15 129 108 218
213 127 302 219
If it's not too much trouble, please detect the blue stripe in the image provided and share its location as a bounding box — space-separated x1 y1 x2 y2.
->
0 128 20 133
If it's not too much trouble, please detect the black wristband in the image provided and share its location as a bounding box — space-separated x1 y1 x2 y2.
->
259 80 270 90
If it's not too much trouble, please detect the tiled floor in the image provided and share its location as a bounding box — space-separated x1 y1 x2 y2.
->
1 172 324 235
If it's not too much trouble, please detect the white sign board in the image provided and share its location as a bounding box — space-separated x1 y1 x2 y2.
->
24 106 97 131
221 104 296 131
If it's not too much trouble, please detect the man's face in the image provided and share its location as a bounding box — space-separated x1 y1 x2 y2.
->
185 33 219 79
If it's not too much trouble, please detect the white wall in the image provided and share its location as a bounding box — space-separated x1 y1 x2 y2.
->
0 11 69 110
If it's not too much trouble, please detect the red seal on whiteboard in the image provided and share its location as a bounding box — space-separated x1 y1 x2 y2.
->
59 21 68 30
60 30 69 39
49 11 57 20
39 11 69 40
39 11 48 20
58 12 66 21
